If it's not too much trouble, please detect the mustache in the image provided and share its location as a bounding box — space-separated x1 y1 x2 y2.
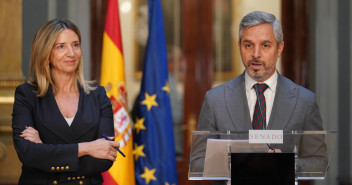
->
248 59 264 64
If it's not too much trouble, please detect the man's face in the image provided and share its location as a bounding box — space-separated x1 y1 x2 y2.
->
238 23 284 82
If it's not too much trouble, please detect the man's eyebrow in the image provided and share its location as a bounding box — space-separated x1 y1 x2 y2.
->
263 40 273 43
242 39 253 43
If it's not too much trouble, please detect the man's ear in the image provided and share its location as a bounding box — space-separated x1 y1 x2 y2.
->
277 41 284 57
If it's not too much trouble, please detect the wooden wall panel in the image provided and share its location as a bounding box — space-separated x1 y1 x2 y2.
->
180 0 213 184
90 0 108 82
282 2 311 185
0 0 23 80
281 0 310 88
0 0 24 184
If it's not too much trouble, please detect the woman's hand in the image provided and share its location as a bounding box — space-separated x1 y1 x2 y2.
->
78 138 120 161
20 126 43 143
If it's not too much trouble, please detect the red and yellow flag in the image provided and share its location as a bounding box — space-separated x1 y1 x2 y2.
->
100 0 135 184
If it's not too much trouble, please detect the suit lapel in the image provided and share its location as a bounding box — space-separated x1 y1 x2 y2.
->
70 87 98 139
41 87 77 143
225 73 252 131
267 74 298 130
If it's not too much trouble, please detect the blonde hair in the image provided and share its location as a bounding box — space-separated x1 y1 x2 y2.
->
28 18 95 97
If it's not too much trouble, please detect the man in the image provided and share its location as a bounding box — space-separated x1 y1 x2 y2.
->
192 11 327 184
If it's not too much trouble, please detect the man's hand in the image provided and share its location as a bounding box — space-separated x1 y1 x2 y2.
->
268 148 282 153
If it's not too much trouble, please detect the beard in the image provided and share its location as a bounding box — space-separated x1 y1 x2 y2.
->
246 59 276 81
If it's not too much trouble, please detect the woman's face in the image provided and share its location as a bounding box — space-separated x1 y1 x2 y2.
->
50 29 81 75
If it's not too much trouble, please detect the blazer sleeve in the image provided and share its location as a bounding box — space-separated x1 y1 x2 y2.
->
12 84 79 172
189 92 216 172
197 91 216 131
78 86 114 176
296 93 328 172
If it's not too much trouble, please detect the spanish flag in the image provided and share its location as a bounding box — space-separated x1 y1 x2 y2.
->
100 0 135 184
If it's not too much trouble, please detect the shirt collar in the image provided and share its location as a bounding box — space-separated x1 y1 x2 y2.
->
245 70 278 92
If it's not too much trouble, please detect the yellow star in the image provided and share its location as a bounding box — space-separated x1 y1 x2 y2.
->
134 117 146 134
140 167 157 184
133 143 146 160
162 82 170 94
141 93 158 110
165 182 176 185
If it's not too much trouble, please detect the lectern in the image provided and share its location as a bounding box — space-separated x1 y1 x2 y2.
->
188 131 336 185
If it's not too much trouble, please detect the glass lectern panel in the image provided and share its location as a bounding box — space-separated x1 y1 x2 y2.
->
188 131 336 182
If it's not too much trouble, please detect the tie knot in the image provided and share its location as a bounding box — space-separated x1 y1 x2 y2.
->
253 83 269 93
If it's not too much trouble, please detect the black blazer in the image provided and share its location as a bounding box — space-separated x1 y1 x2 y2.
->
12 83 114 185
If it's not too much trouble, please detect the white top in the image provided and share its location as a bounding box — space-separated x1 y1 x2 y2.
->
64 117 74 126
245 71 278 126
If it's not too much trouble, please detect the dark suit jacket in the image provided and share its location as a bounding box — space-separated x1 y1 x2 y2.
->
12 83 114 185
192 72 327 184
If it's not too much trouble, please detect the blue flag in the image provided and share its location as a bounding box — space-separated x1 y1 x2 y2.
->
133 0 178 185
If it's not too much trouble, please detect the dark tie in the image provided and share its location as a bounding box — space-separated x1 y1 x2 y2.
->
252 83 269 129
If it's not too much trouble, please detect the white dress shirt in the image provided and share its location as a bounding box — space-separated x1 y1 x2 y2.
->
245 71 278 127
64 117 74 126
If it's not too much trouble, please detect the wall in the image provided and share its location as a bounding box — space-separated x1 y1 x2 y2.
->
22 0 91 81
312 0 352 184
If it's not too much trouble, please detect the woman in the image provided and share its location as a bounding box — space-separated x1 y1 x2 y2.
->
12 18 119 185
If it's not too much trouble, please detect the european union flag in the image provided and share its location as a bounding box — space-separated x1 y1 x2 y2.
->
133 0 178 185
